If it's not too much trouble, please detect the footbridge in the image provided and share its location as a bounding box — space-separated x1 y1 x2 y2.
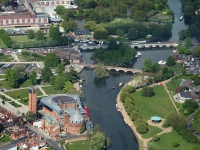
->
72 63 142 74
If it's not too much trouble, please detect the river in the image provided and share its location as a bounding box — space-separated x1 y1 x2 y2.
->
77 0 189 150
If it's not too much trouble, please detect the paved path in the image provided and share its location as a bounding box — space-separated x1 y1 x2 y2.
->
163 83 179 113
37 85 48 96
11 54 20 62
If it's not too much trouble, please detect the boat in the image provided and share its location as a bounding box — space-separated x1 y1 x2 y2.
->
119 82 123 87
84 106 90 117
180 16 183 21
112 87 115 89
158 60 166 65
135 52 142 58
123 119 128 125
116 104 118 109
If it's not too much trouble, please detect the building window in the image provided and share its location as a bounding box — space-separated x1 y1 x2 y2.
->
3 20 6 24
25 19 28 23
41 18 44 23
36 18 38 23
14 19 17 23
8 20 11 24
30 19 33 23
19 19 22 23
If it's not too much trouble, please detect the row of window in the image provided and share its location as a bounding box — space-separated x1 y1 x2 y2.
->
2 18 46 24
39 0 70 1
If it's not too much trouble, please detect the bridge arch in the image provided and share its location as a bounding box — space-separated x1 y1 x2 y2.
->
148 45 152 48
155 45 159 48
162 45 166 48
169 45 173 48
141 45 145 49
134 46 138 49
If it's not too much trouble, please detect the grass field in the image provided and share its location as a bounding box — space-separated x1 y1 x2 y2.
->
65 140 90 150
9 101 21 108
42 86 65 95
0 135 13 143
166 78 182 92
0 55 13 62
0 75 5 79
10 36 33 42
0 80 13 89
132 85 174 121
6 88 43 99
190 120 200 133
148 130 197 150
142 125 162 139
20 79 33 87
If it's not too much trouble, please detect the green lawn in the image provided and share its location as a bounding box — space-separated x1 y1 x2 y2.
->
0 80 13 89
175 102 182 109
142 125 162 139
0 55 13 62
42 86 65 95
65 140 90 150
148 130 197 150
10 36 33 42
132 85 174 121
18 98 29 105
166 78 182 91
5 88 43 99
9 101 21 108
190 120 200 133
0 75 5 79
0 135 13 143
20 79 33 87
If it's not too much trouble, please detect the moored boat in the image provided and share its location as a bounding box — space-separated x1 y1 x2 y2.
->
119 82 123 87
158 60 166 65
135 52 142 58
180 16 183 21
84 106 90 117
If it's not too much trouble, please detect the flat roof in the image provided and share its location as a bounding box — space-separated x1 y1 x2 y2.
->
0 14 33 19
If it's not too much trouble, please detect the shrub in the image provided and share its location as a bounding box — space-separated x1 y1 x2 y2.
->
172 142 179 147
152 135 160 142
183 110 189 115
80 125 86 134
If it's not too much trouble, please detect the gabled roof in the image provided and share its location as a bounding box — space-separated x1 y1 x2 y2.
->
179 92 192 99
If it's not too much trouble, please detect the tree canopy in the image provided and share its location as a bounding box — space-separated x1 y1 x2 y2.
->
41 67 53 82
27 29 35 39
26 111 36 122
93 64 109 78
166 56 175 66
44 53 59 67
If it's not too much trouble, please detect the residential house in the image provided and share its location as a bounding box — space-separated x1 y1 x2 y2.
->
178 92 193 102
181 79 193 89
72 30 90 39
70 51 82 63
52 49 71 61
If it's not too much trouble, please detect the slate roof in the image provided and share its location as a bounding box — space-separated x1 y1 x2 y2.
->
74 30 89 36
179 92 192 99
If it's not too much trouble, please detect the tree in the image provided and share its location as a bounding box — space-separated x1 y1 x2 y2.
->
116 29 125 37
153 63 161 72
185 5 194 17
14 64 26 82
49 26 61 42
184 37 192 48
29 71 37 85
93 28 108 39
166 56 175 66
27 30 35 39
25 111 36 122
127 28 139 40
192 146 200 150
56 63 65 74
135 119 148 134
94 64 109 78
90 132 107 150
54 75 68 90
35 30 44 40
0 0 9 5
179 29 190 40
194 46 200 57
0 29 12 48
84 21 97 31
67 66 78 83
41 67 53 82
143 59 154 72
152 135 160 142
133 10 146 22
142 87 155 97
44 53 59 67
61 21 78 32
93 124 102 134
5 68 18 88
55 5 66 14
63 81 74 91
2 100 5 105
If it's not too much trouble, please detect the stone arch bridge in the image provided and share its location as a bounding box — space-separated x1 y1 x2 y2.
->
72 63 142 74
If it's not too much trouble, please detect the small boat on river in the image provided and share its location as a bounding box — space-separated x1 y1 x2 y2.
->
112 87 115 89
180 16 183 21
158 60 166 65
135 52 141 58
119 82 123 87
84 106 90 117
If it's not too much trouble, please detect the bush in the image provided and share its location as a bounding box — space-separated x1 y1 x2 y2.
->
152 135 160 142
80 125 86 134
183 110 189 115
141 87 155 97
172 142 179 147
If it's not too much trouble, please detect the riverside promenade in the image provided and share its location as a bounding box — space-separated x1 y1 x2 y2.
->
116 77 176 149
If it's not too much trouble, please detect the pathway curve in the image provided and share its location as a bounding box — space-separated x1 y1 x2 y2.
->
37 85 48 96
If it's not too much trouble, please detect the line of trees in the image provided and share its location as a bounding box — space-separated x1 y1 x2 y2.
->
0 29 12 48
27 29 44 41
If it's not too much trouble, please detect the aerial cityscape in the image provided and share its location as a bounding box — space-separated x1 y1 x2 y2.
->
0 0 200 150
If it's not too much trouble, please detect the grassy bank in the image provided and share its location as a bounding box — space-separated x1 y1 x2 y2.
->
42 86 65 95
132 85 174 121
65 140 90 150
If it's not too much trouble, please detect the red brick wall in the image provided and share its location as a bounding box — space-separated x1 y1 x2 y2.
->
49 124 60 135
28 88 37 114
42 107 60 122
